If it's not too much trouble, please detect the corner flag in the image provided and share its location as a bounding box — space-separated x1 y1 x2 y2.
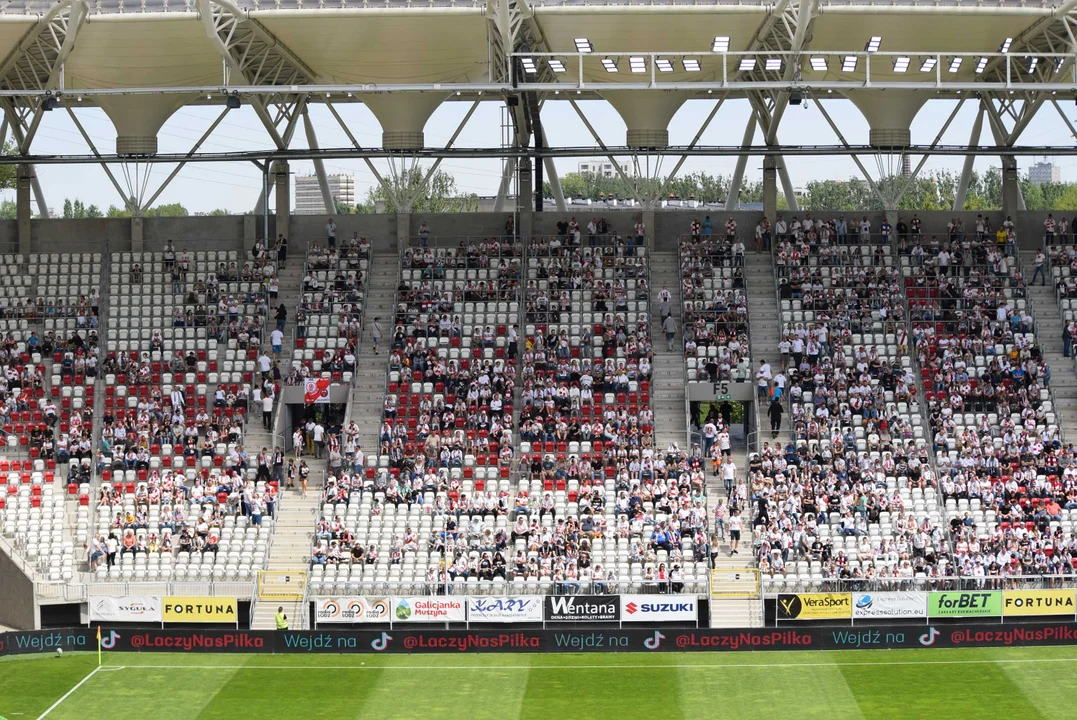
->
97 626 102 667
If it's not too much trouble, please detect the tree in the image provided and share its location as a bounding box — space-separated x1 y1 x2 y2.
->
335 201 356 215
207 208 230 216
0 141 16 191
357 168 479 213
60 198 104 219
0 200 15 220
145 203 188 217
106 205 130 218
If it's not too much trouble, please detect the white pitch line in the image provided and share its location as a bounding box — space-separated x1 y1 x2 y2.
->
36 666 101 720
100 657 1077 671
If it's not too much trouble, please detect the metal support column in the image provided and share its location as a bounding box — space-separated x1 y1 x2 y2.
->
725 115 757 210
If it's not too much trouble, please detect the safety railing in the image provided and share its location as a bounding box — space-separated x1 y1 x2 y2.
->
36 579 257 601
305 577 705 598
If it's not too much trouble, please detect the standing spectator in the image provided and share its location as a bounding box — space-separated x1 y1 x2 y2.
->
276 234 288 268
263 393 274 431
662 313 676 352
858 215 871 242
689 218 701 241
418 220 430 247
725 216 737 242
732 237 745 266
775 214 787 243
728 511 742 555
1045 213 1057 245
836 215 848 244
271 326 284 357
633 219 645 247
1032 249 1046 286
326 217 338 249
897 217 908 241
722 458 736 497
587 218 598 246
1065 320 1075 358
371 316 383 354
755 359 772 402
768 397 784 438
293 427 304 460
657 286 672 319
259 351 272 382
702 215 714 236
313 421 326 459
275 304 287 331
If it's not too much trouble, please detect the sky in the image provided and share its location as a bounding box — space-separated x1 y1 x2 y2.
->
8 92 1077 216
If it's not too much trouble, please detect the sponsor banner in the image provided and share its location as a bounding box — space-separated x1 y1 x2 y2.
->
303 378 331 404
777 593 852 620
467 597 544 623
11 622 1077 656
0 629 94 657
315 598 392 624
544 595 620 622
851 592 928 619
1003 590 1077 617
928 591 1001 618
392 597 466 623
620 595 698 622
162 597 239 624
88 596 163 624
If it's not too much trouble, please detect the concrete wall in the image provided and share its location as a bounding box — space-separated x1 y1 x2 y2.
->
0 210 1061 257
143 216 249 252
0 548 37 629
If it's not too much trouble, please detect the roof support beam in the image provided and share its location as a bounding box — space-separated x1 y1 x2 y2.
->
953 104 985 211
199 0 316 151
301 105 336 214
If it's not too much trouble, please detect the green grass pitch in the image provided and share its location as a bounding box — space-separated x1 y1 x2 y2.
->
3 646 1076 719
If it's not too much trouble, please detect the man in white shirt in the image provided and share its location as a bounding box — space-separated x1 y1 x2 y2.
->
775 215 787 242
633 220 645 247
271 327 284 356
326 218 337 249
262 393 274 431
756 359 772 402
258 352 272 381
313 422 326 459
702 420 717 455
732 238 745 266
418 220 430 247
858 216 871 241
1045 214 1057 245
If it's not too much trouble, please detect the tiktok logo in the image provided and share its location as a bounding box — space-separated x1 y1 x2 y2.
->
643 631 665 650
371 632 392 652
919 627 940 647
101 631 120 649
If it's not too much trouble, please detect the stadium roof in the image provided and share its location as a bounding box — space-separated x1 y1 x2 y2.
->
0 0 1072 213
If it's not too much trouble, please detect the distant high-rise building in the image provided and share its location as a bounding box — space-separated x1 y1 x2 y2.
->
577 159 630 179
1028 161 1062 185
295 173 355 215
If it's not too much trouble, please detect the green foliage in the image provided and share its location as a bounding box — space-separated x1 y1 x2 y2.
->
0 199 15 220
145 203 188 218
357 167 479 213
335 201 357 215
0 141 16 191
61 199 103 219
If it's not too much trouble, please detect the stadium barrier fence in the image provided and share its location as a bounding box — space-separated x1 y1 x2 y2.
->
7 621 1077 656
